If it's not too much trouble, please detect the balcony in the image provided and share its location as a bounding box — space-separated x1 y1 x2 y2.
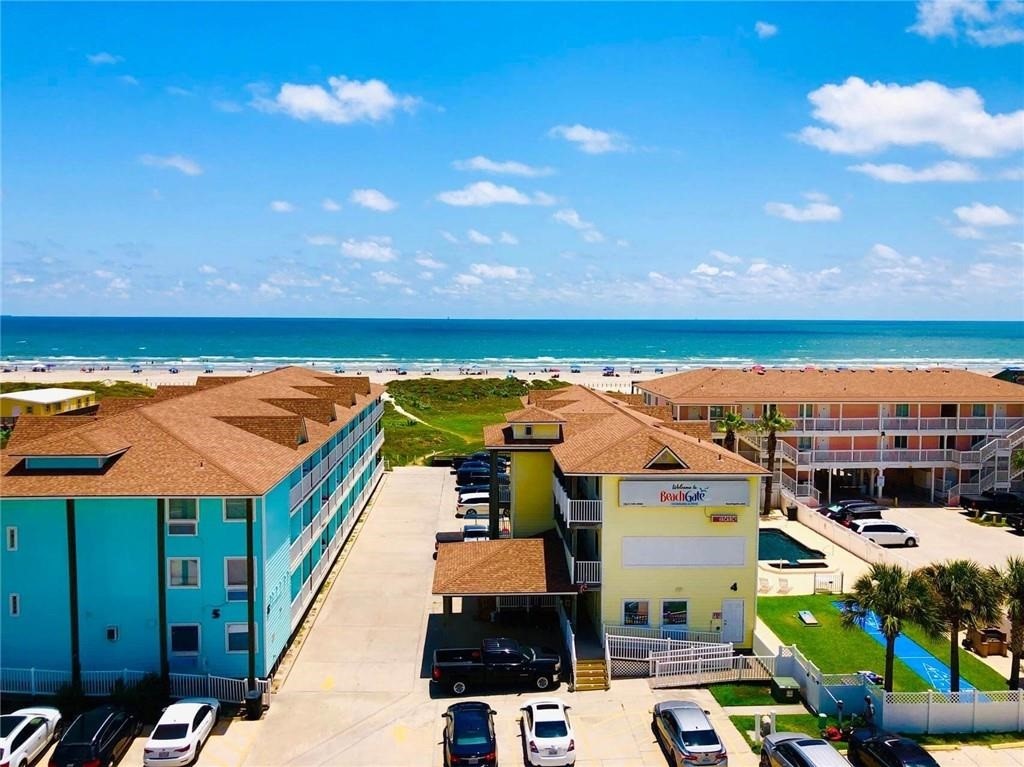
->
731 415 1024 436
574 560 601 586
553 478 603 525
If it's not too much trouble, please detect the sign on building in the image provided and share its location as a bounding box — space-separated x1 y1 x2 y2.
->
618 479 750 508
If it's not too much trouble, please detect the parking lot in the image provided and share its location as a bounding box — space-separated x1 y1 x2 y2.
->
880 504 1024 569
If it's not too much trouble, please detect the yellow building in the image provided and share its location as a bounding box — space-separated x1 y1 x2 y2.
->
481 386 767 651
0 388 97 421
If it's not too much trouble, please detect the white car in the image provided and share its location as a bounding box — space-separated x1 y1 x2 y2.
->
142 697 220 766
850 520 918 547
521 698 575 766
0 707 62 767
457 492 491 516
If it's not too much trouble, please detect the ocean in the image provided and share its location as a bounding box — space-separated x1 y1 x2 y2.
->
1 317 1021 371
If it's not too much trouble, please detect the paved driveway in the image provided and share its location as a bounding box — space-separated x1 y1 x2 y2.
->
881 505 1024 569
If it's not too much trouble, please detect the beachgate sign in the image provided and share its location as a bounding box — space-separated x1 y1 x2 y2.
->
619 480 750 508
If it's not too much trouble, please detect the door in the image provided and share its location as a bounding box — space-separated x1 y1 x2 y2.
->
742 404 755 420
721 599 745 643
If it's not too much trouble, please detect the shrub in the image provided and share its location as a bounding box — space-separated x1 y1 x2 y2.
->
110 673 169 723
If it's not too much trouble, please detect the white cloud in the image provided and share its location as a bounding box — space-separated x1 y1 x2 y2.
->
467 229 493 245
87 52 122 65
549 124 629 154
371 270 405 286
616 238 630 248
340 236 398 262
453 155 555 177
799 77 1024 158
952 225 985 240
439 230 460 244
419 271 435 281
764 196 842 222
1000 167 1024 180
305 234 338 246
118 75 140 86
454 274 483 287
269 200 295 213
710 249 742 264
983 241 1024 258
499 232 519 245
755 21 778 38
7 273 36 284
165 86 193 97
207 277 242 292
94 270 131 297
909 0 1024 46
415 254 445 269
470 263 532 281
953 202 1017 226
139 154 203 176
691 263 736 277
350 188 398 212
250 76 419 125
321 197 342 212
582 229 606 243
553 208 606 242
258 282 284 298
198 264 218 274
848 160 981 183
436 181 554 207
213 100 244 113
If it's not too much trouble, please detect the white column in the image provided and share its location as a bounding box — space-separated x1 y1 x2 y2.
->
930 468 935 503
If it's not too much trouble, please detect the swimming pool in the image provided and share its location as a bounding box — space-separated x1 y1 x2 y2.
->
759 529 827 567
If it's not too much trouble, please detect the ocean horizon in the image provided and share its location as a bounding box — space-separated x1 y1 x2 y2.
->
1 316 1021 371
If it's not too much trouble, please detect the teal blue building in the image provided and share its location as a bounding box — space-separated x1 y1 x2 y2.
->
0 367 384 688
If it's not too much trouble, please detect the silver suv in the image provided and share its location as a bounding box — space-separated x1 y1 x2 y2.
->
652 700 727 766
761 732 852 767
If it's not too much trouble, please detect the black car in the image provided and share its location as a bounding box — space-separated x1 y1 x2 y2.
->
818 499 879 515
828 505 887 527
442 702 497 767
50 705 139 767
848 729 939 767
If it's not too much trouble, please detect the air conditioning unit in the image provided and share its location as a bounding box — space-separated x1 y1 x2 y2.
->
106 625 120 642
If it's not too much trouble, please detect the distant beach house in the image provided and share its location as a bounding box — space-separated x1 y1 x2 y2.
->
0 367 384 688
633 367 1024 506
433 384 767 666
0 387 97 423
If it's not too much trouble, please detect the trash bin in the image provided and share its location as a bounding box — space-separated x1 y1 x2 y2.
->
786 504 798 521
244 689 263 721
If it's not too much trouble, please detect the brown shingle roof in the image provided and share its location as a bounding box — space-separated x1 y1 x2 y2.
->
5 416 100 450
432 531 575 595
637 367 1024 404
505 406 566 424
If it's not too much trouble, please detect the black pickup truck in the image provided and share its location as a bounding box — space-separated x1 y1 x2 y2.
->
431 637 561 695
959 491 1024 515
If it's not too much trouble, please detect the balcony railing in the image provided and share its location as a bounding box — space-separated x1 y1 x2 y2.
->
574 560 601 586
552 478 604 525
728 415 1024 435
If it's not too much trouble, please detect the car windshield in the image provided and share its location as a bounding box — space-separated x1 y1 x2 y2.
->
681 728 720 747
152 723 190 740
0 716 24 737
535 720 568 738
453 715 491 746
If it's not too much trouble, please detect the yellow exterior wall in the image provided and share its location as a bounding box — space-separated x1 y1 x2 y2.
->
599 475 760 649
510 451 555 536
0 392 96 418
511 423 560 440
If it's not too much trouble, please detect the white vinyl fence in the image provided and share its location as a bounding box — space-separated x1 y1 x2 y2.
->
795 503 913 569
555 601 578 690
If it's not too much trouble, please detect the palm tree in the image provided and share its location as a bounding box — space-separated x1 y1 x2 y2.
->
1012 448 1024 475
921 559 1003 693
990 557 1024 689
843 563 940 693
715 410 749 453
754 407 794 516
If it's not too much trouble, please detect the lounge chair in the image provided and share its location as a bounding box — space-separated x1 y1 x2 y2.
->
777 577 792 595
758 577 772 594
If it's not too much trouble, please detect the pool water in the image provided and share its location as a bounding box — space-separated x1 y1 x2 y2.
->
759 529 826 564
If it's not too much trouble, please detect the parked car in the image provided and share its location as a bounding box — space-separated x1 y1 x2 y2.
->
959 490 1024 515
141 697 220 767
847 728 939 767
818 499 882 516
0 706 62 767
50 705 139 767
652 700 728 767
442 702 497 767
850 520 918 547
456 470 510 488
760 732 852 767
432 637 562 695
457 492 492 516
828 506 887 527
521 698 575 766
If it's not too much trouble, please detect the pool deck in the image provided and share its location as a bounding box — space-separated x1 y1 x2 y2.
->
758 515 871 596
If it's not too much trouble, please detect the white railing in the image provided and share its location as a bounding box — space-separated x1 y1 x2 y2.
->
778 472 820 502
650 651 775 687
795 503 912 569
604 624 725 647
574 560 601 585
555 601 578 690
742 415 1024 435
805 449 955 465
169 672 271 705
552 478 604 525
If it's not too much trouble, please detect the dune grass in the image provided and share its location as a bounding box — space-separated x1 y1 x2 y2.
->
0 380 155 398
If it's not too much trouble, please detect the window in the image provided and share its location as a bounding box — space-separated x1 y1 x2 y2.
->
25 406 33 414
5 526 16 551
167 499 198 535
797 437 812 451
762 404 777 416
895 403 910 417
225 557 249 601
972 404 986 417
797 404 814 418
662 600 688 626
9 593 20 617
709 406 725 420
524 425 533 436
226 623 254 653
893 436 908 449
623 600 649 626
224 498 247 521
170 624 200 655
168 558 200 588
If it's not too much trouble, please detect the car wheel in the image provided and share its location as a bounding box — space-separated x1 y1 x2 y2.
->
534 675 551 690
451 680 468 695
759 751 770 767
905 537 917 547
867 538 876 544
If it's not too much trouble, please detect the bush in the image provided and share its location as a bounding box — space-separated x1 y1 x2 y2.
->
54 682 88 722
110 673 169 723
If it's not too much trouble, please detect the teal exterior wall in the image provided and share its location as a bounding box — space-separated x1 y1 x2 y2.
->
0 498 71 669
262 480 292 676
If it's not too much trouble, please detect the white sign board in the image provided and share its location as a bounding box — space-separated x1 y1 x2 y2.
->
621 536 747 567
618 480 750 508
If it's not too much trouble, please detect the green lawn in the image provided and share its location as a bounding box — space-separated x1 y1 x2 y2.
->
380 403 470 467
709 683 776 707
0 380 155 398
758 594 1011 692
728 714 846 754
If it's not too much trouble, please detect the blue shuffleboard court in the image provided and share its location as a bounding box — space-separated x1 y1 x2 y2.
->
832 602 973 693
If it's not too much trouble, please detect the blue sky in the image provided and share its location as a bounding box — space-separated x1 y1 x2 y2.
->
2 2 1022 319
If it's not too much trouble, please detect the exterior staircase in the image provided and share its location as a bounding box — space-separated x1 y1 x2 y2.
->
573 658 609 692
